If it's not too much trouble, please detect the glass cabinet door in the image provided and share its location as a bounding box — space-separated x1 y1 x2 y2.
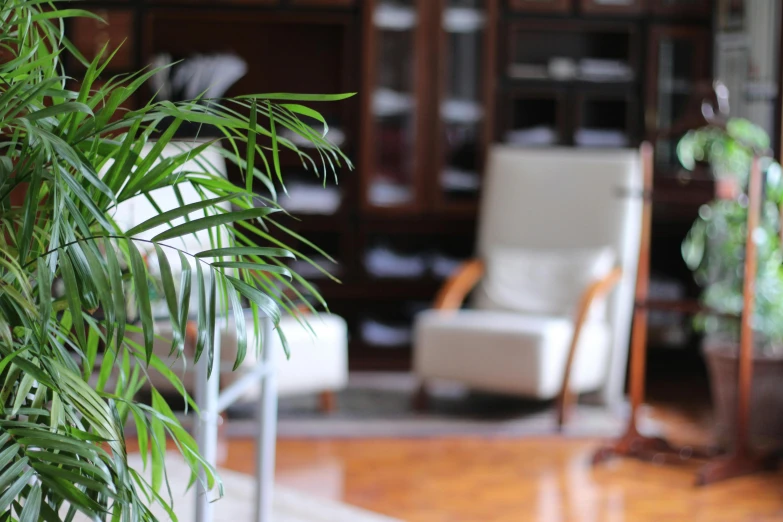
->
435 0 495 211
715 0 780 143
361 0 425 212
646 26 709 169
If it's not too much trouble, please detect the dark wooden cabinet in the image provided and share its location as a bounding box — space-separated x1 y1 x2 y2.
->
509 0 571 13
360 0 497 215
646 25 710 168
650 0 711 16
502 88 567 146
714 0 781 158
501 20 640 148
71 9 135 70
645 24 712 353
579 0 646 15
64 0 743 370
433 0 498 214
355 1 496 368
360 0 428 213
575 91 638 144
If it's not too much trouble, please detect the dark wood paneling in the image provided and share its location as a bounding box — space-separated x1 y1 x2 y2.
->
650 0 710 17
580 0 646 15
508 0 572 14
71 9 135 70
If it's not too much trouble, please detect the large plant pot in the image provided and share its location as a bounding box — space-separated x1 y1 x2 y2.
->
703 337 783 449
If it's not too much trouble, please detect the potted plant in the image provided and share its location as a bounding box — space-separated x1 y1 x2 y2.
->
0 2 349 520
680 118 783 448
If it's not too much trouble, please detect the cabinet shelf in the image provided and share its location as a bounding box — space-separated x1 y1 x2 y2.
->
503 77 638 90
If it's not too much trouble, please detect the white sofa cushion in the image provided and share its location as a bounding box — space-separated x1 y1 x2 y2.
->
223 313 349 397
413 309 611 399
138 313 348 400
474 246 615 320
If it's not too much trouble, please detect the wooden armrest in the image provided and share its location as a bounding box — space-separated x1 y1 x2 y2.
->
557 266 623 428
576 266 624 319
433 259 485 311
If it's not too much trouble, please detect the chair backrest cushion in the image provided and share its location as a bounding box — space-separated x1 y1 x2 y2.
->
477 146 640 256
473 246 615 319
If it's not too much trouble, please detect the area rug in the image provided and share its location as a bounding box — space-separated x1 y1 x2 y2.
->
113 454 403 522
226 373 661 439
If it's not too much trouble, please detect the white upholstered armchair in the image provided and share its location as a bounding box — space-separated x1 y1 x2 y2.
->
413 146 642 427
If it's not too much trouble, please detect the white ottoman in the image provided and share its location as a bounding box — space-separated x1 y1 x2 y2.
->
223 312 349 409
139 312 349 411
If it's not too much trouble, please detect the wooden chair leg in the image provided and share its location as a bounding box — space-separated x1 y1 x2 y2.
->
556 390 574 432
412 382 430 411
319 390 337 413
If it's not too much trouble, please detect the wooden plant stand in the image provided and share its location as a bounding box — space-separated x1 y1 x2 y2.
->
593 145 778 485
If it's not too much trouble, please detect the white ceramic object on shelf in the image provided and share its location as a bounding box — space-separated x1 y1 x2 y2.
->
368 179 414 207
578 58 634 83
443 7 486 33
364 246 427 278
430 253 466 279
440 99 484 124
548 57 577 81
289 256 341 279
574 128 629 148
441 168 480 191
281 183 342 215
507 63 549 80
505 126 559 147
280 127 346 148
372 88 414 117
374 3 416 31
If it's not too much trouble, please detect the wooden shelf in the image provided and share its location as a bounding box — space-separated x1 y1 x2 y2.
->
503 78 638 89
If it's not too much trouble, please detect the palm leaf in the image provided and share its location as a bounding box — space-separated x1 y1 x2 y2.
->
0 1 351 519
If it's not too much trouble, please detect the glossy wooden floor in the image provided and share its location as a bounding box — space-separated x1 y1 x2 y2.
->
217 400 783 522
218 437 783 522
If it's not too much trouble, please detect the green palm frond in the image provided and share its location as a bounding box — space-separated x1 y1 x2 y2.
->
0 1 351 520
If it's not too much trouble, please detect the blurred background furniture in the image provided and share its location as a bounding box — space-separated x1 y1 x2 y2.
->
66 1 783 390
117 143 350 410
63 0 706 374
137 313 349 411
116 142 349 521
413 146 642 424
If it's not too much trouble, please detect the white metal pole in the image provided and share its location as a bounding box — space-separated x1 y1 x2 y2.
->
255 317 277 522
195 321 222 522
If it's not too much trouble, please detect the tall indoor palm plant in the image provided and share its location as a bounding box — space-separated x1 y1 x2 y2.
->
0 2 350 520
